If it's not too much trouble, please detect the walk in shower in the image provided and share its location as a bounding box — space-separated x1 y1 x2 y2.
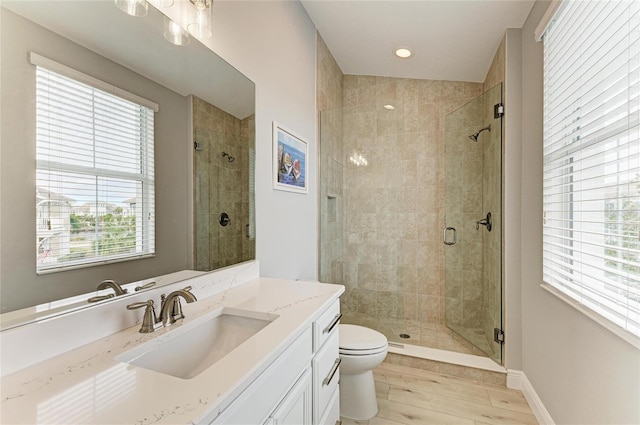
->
192 96 255 272
319 77 503 364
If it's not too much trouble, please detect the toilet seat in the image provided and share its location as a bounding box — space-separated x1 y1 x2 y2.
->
339 346 387 356
339 324 387 355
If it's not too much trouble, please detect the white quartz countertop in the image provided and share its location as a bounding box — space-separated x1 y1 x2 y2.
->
0 278 344 424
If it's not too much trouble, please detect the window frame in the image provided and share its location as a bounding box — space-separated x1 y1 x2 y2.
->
32 53 158 274
540 0 640 347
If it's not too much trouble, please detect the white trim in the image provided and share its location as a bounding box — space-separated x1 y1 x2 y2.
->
534 0 562 41
387 343 506 373
36 253 155 275
28 52 159 112
507 370 555 425
540 283 640 350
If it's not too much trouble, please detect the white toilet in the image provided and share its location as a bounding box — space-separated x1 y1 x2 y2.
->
338 324 388 420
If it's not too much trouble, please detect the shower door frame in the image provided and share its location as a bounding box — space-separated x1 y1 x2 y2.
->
443 83 504 365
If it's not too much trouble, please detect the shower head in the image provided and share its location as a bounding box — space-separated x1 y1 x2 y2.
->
222 152 235 162
469 124 492 142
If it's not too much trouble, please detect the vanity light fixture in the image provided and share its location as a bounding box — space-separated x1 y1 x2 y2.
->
114 0 148 17
394 47 413 59
163 17 190 46
188 0 213 39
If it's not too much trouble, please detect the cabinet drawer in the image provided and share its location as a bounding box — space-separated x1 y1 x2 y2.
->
318 388 340 425
313 300 341 352
313 329 340 424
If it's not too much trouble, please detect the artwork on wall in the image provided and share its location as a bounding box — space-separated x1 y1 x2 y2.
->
273 122 308 194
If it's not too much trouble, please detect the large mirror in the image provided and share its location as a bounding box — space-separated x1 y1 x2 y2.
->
0 1 256 324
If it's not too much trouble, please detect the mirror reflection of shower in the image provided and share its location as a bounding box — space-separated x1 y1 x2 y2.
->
469 124 491 141
222 151 235 162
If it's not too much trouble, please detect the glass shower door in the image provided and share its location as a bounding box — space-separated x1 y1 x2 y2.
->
443 83 503 364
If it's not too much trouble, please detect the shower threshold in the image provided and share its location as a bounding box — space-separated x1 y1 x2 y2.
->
387 342 505 373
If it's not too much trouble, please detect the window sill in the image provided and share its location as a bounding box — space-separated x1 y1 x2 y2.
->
540 282 640 351
37 253 155 275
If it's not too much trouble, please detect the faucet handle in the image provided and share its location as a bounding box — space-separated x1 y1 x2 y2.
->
170 297 185 323
127 300 158 333
88 293 115 303
134 281 156 292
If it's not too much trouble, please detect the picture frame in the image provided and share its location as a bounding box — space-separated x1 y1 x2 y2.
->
273 122 308 194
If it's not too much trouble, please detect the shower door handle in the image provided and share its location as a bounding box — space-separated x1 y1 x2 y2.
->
443 227 456 245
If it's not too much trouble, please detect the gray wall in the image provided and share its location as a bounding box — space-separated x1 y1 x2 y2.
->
0 10 191 312
520 2 640 423
165 1 319 282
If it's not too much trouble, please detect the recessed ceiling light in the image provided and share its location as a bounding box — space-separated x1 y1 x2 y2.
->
394 47 413 59
383 104 396 110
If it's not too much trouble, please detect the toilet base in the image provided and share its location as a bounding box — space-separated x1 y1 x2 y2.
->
339 369 378 420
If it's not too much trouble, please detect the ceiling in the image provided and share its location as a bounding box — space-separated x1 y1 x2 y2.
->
301 0 535 82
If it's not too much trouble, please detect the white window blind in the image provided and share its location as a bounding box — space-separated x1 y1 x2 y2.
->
34 56 156 273
543 0 640 338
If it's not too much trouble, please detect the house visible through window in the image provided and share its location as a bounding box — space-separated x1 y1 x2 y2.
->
33 53 156 273
542 1 640 338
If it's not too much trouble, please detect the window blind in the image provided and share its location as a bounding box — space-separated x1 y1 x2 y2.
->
542 0 640 338
35 58 155 273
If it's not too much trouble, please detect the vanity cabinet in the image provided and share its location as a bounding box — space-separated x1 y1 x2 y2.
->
209 299 341 425
312 300 341 425
266 368 312 424
209 329 312 425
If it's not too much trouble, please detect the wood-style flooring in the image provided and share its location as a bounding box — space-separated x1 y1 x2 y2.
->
341 362 539 425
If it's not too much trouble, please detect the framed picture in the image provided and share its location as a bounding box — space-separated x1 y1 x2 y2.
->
273 122 308 194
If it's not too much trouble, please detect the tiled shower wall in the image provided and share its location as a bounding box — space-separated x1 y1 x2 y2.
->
340 76 484 330
193 96 255 271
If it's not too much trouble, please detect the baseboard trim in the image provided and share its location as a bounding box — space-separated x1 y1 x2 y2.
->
507 370 555 425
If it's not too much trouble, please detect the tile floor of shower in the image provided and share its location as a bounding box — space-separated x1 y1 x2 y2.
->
342 312 493 358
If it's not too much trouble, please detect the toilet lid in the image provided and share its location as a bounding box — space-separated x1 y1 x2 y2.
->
339 324 387 351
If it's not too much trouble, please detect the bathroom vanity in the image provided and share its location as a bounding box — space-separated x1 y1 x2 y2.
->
0 262 344 424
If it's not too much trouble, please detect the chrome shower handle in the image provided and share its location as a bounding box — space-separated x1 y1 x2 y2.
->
443 227 456 245
476 212 492 231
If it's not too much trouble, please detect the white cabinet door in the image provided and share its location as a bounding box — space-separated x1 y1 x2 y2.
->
318 388 340 425
270 368 312 425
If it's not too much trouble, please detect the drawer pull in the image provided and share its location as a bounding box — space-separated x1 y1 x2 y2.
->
323 313 342 334
323 358 341 386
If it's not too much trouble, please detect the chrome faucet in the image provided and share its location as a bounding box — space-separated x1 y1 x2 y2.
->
158 287 197 326
97 279 128 295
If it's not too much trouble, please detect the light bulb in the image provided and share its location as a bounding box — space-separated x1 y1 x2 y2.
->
394 47 413 59
114 0 148 17
163 17 190 46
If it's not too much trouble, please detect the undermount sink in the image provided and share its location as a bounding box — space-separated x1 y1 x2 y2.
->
117 307 278 379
